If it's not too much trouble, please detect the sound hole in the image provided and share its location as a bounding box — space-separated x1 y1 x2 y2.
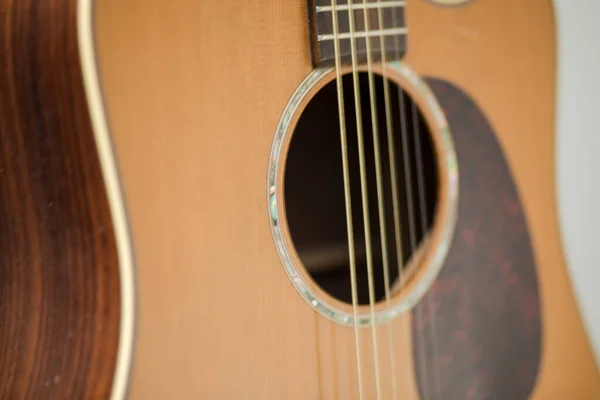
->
284 72 438 305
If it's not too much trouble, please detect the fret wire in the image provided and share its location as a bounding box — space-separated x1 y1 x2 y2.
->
316 1 405 12
318 27 407 41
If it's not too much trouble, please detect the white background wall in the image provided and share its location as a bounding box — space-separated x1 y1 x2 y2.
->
554 0 600 364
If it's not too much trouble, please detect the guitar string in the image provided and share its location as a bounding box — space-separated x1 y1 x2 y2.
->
391 5 420 400
331 3 434 399
329 0 365 398
360 0 387 398
397 67 424 400
412 100 442 399
345 1 383 399
375 1 404 399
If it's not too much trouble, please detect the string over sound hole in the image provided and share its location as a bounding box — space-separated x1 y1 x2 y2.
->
284 71 438 305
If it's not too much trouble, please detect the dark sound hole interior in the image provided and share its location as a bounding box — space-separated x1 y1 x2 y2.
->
284 72 439 305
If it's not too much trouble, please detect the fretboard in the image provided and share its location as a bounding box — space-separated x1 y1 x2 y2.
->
309 0 407 67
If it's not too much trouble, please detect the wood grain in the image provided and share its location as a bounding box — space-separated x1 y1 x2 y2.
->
0 0 121 397
95 0 600 398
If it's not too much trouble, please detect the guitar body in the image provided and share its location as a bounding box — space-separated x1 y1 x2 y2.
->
1 0 598 398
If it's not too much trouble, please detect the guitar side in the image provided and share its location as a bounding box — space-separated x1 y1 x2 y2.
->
0 0 134 397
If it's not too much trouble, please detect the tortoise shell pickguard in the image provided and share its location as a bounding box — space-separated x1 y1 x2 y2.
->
411 78 542 400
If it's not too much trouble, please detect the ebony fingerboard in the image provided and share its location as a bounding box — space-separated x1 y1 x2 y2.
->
309 0 407 67
0 0 123 397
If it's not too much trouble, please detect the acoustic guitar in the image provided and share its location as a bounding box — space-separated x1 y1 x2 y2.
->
1 0 598 398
